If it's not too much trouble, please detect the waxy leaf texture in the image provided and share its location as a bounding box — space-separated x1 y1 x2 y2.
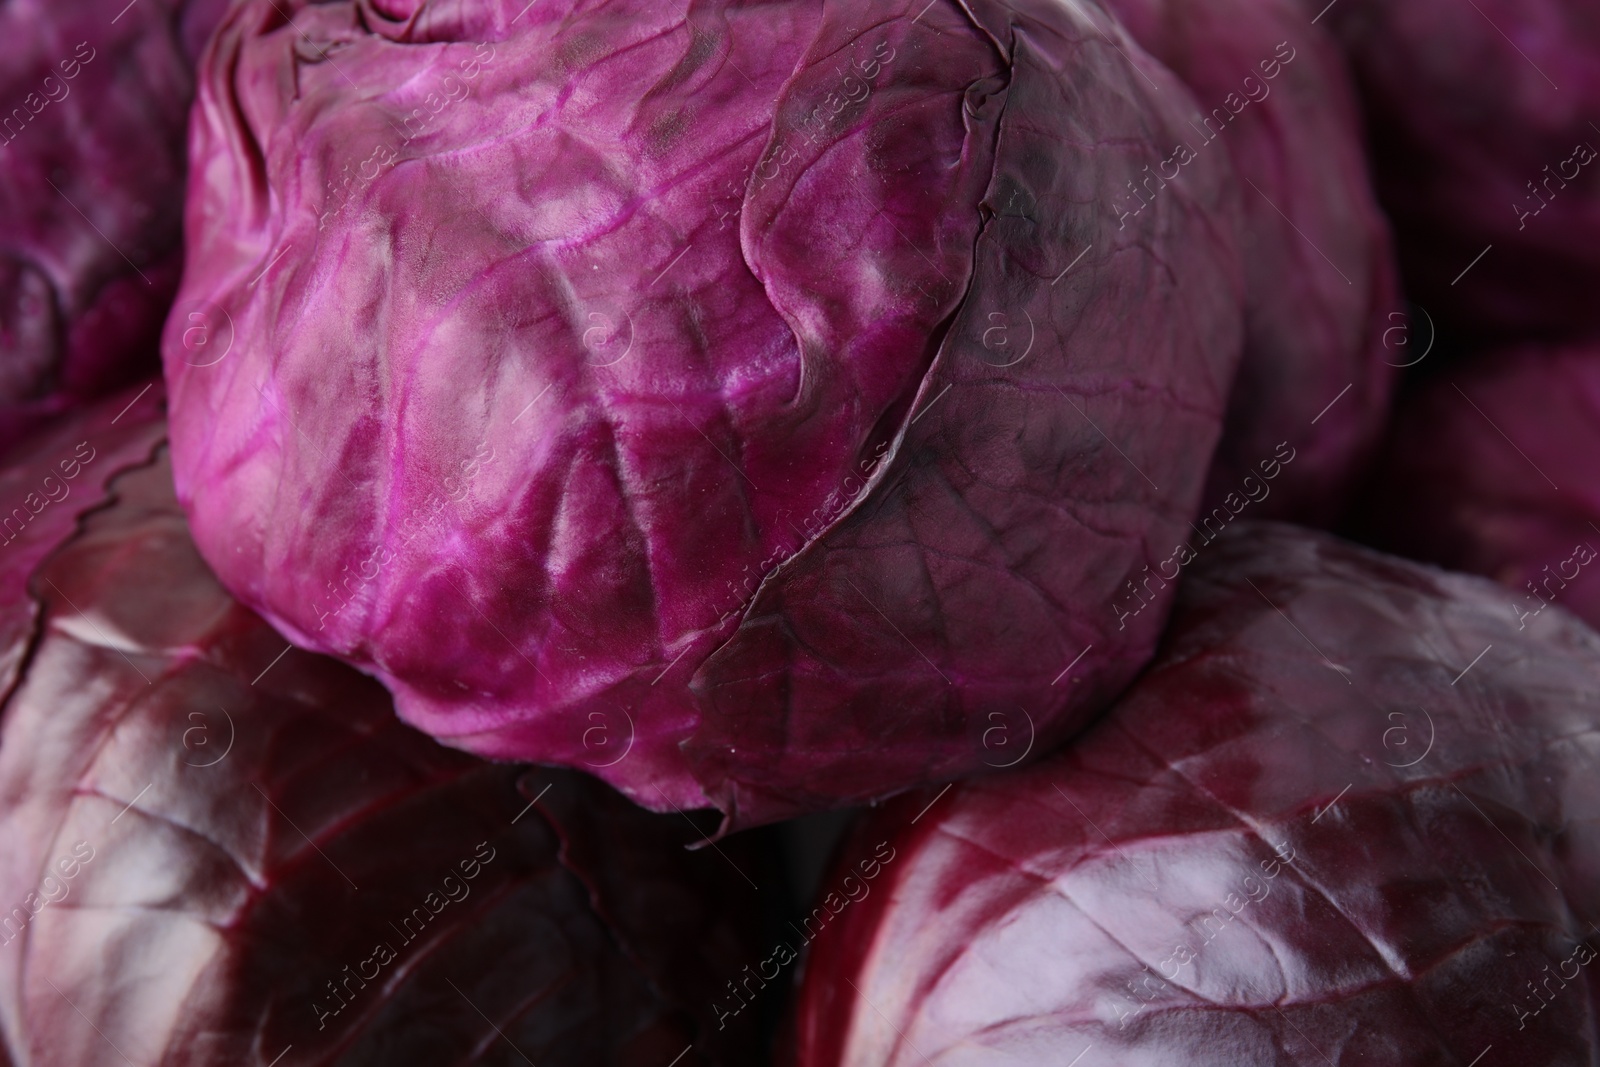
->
788 523 1600 1066
164 0 1246 828
0 404 765 1066
1104 0 1399 524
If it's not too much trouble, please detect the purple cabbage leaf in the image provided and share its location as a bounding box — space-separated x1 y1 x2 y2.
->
0 0 228 452
787 522 1600 1065
163 0 1247 829
0 405 766 1066
1104 0 1401 524
1354 342 1600 634
1310 0 1600 341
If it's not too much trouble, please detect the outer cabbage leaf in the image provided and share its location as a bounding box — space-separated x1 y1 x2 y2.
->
1104 0 1399 523
1309 0 1600 341
786 522 1600 1065
0 0 227 451
164 0 1244 829
0 380 166 701
0 421 765 1064
1353 344 1600 633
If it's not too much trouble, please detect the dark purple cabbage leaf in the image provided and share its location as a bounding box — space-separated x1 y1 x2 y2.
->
1311 0 1600 341
0 0 228 452
163 0 1246 829
0 407 764 1065
1353 342 1600 634
1105 0 1400 524
787 522 1600 1065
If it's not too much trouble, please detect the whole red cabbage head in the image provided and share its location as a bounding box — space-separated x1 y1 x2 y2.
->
163 0 1247 828
0 0 228 452
786 522 1600 1066
0 401 767 1066
1353 342 1600 633
1311 0 1600 341
1103 0 1400 524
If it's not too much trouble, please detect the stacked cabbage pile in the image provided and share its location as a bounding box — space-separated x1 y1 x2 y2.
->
0 0 1596 1063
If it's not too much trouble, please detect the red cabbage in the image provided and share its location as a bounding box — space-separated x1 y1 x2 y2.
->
163 0 1247 828
0 0 227 452
1311 0 1600 341
1104 0 1400 523
0 403 766 1065
1354 343 1600 633
786 522 1600 1065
